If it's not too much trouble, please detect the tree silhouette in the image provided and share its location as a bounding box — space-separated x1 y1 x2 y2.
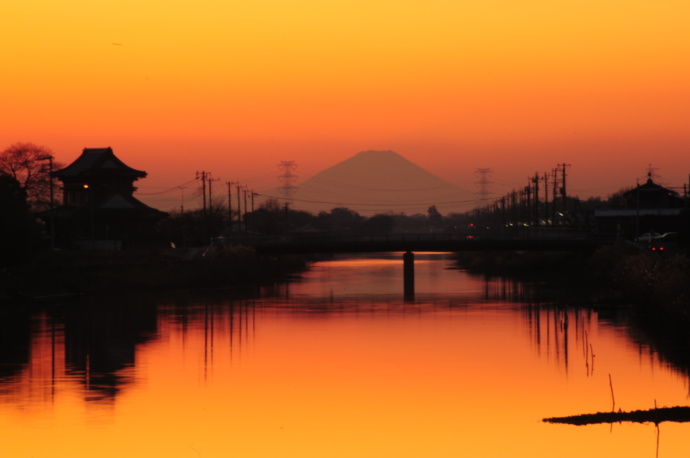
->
0 142 61 210
0 174 41 266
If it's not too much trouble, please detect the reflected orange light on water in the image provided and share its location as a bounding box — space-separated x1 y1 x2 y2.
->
1 293 688 457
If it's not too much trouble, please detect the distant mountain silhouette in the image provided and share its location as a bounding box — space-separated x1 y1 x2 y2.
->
260 150 476 215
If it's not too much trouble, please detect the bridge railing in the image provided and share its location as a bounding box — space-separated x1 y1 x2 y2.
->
211 231 617 248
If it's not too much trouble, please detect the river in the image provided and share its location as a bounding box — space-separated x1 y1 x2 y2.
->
1 252 688 457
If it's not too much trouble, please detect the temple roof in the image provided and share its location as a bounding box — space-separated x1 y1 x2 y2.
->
52 147 147 179
624 178 682 198
97 192 166 215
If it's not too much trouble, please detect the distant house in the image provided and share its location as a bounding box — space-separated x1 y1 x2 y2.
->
595 175 688 238
47 147 167 249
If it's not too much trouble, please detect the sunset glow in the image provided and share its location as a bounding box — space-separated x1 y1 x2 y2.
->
3 0 690 211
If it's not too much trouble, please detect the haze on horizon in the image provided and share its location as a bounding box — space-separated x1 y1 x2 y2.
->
2 0 689 213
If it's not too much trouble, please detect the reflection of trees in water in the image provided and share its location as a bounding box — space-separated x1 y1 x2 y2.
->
156 292 257 381
0 307 32 385
61 297 158 402
3 280 689 412
523 305 596 377
0 310 57 406
0 296 159 406
627 313 690 382
479 276 530 302
522 301 690 382
479 273 690 380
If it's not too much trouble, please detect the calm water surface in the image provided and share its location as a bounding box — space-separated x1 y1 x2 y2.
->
1 253 689 457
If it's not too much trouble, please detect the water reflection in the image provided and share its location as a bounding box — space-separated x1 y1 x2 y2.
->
0 254 688 457
0 297 159 407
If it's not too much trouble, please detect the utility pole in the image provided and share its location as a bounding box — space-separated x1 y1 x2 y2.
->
542 172 549 226
558 163 571 225
39 156 55 250
227 181 237 233
524 184 531 226
196 171 208 217
532 173 539 226
500 196 507 229
243 187 249 223
179 185 186 214
243 186 249 222
208 175 219 213
552 168 559 224
559 163 571 202
250 191 257 213
236 184 242 232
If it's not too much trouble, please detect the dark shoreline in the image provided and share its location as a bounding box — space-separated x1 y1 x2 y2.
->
454 245 690 374
1 246 312 303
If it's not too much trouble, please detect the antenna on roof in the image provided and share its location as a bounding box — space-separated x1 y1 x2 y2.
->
646 164 659 181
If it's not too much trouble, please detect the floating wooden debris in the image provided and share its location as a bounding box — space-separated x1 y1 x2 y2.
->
543 407 690 426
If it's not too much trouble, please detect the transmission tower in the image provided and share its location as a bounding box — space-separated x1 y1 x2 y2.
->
474 168 493 204
277 161 298 205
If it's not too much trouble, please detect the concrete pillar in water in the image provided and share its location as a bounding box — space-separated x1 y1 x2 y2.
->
403 250 415 301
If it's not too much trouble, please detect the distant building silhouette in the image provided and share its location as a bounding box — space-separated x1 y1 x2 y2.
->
595 175 688 238
45 147 166 249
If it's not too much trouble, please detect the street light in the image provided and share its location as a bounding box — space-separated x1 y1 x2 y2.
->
83 183 94 240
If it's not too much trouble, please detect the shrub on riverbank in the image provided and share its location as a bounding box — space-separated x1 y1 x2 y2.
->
454 244 690 316
612 251 690 316
454 249 596 282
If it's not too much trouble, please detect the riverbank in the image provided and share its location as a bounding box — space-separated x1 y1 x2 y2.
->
1 246 311 302
454 243 689 308
454 244 690 373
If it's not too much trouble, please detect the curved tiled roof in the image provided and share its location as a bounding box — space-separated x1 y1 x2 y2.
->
52 147 146 179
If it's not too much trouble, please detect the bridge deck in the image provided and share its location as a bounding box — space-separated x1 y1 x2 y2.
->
212 233 615 255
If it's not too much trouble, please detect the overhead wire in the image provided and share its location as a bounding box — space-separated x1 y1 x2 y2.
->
254 192 482 208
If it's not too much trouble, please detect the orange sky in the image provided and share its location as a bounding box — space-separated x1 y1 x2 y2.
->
2 0 690 212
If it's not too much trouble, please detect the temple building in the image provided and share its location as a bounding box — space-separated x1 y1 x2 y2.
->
48 147 167 249
595 175 688 238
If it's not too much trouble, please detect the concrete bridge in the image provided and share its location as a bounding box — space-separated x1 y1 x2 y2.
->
214 232 614 255
212 232 614 300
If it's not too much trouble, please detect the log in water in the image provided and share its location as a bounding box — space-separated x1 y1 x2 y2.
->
543 407 690 425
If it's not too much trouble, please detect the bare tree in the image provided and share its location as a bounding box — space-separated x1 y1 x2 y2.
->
0 142 62 210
